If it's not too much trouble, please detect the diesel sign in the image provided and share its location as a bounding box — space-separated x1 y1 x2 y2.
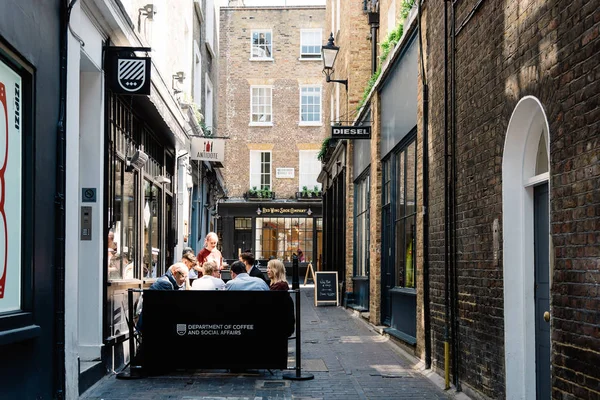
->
331 126 371 139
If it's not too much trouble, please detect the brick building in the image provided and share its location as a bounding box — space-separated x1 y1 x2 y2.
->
217 2 326 270
320 0 600 399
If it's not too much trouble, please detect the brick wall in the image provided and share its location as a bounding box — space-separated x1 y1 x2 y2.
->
323 0 373 291
219 6 326 199
425 0 600 398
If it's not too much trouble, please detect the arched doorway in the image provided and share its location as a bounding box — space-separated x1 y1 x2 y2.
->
502 96 551 399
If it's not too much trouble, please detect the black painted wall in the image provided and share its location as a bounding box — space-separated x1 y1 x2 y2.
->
0 1 61 399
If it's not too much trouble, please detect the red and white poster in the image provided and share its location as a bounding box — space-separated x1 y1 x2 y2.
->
0 59 22 312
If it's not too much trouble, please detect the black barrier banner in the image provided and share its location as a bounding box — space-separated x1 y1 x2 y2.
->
142 290 291 373
315 271 338 306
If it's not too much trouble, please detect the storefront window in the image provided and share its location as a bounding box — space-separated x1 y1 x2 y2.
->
354 175 370 277
0 53 25 313
395 140 416 288
109 159 138 280
143 180 161 278
255 217 315 262
316 218 323 269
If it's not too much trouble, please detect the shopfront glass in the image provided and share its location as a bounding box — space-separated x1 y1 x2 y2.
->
255 217 316 262
109 158 138 280
395 140 416 288
143 180 161 278
354 175 370 277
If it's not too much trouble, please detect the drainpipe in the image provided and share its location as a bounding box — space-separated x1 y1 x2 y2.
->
55 1 77 398
417 0 431 369
450 0 461 390
443 0 451 391
368 9 380 75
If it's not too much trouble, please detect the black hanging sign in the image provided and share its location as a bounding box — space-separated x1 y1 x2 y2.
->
331 125 371 139
107 50 151 96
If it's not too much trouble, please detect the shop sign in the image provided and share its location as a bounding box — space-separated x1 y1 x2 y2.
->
0 59 22 311
191 137 225 163
331 125 371 139
107 53 151 96
276 168 294 178
260 207 308 215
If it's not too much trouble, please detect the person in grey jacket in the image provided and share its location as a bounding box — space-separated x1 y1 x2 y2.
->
225 261 269 291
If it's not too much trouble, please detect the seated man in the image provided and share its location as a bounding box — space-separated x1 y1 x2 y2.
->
225 261 269 291
149 263 188 291
240 252 269 284
136 263 188 333
191 261 226 290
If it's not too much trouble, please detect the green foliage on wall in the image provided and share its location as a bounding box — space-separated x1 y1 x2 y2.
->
357 0 415 110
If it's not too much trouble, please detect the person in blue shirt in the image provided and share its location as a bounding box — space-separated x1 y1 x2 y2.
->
225 261 269 291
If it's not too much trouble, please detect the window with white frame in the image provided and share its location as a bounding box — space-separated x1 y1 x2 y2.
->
300 86 321 124
250 151 272 190
299 150 321 191
205 74 213 133
193 41 202 107
251 86 273 124
300 29 322 59
251 30 272 59
206 0 215 54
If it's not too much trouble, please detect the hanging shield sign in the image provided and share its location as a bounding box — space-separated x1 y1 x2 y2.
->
109 55 151 95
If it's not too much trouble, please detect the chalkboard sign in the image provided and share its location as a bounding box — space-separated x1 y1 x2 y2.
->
314 271 339 306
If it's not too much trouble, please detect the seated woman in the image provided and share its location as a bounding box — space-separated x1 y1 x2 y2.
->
266 259 289 291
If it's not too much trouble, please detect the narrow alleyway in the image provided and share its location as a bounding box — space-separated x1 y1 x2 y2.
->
82 287 456 400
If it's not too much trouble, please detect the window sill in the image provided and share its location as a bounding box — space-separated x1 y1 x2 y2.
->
0 324 41 346
298 56 322 61
249 57 274 62
107 279 143 287
205 40 215 58
298 122 323 127
389 287 416 296
249 122 273 127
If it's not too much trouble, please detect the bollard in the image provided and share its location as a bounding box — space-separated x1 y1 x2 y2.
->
283 255 314 381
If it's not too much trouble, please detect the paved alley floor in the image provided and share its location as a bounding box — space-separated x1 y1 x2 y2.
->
82 287 454 400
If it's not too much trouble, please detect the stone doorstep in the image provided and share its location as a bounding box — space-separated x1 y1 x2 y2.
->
343 307 472 400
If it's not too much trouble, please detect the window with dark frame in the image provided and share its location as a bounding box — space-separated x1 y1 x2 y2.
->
255 217 315 262
394 139 416 288
354 174 370 277
0 44 33 323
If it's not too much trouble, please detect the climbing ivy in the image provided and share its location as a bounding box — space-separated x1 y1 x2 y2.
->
358 0 415 110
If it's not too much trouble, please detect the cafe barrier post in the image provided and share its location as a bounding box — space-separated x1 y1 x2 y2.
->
117 288 145 379
283 255 314 381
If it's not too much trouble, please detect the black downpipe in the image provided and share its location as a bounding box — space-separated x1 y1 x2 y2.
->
417 0 431 369
443 0 451 389
450 0 461 390
55 0 77 398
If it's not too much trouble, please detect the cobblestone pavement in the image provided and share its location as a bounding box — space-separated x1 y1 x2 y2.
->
82 287 456 400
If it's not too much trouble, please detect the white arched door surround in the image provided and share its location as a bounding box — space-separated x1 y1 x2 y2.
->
502 96 550 400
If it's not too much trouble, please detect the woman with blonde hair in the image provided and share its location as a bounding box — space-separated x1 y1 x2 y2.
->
266 259 289 291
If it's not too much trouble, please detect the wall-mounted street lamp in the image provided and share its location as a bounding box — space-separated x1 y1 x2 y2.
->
307 207 313 216
256 206 262 215
138 4 157 33
172 71 185 94
321 33 347 89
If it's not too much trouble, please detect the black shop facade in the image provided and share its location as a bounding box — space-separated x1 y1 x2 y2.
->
218 201 323 274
